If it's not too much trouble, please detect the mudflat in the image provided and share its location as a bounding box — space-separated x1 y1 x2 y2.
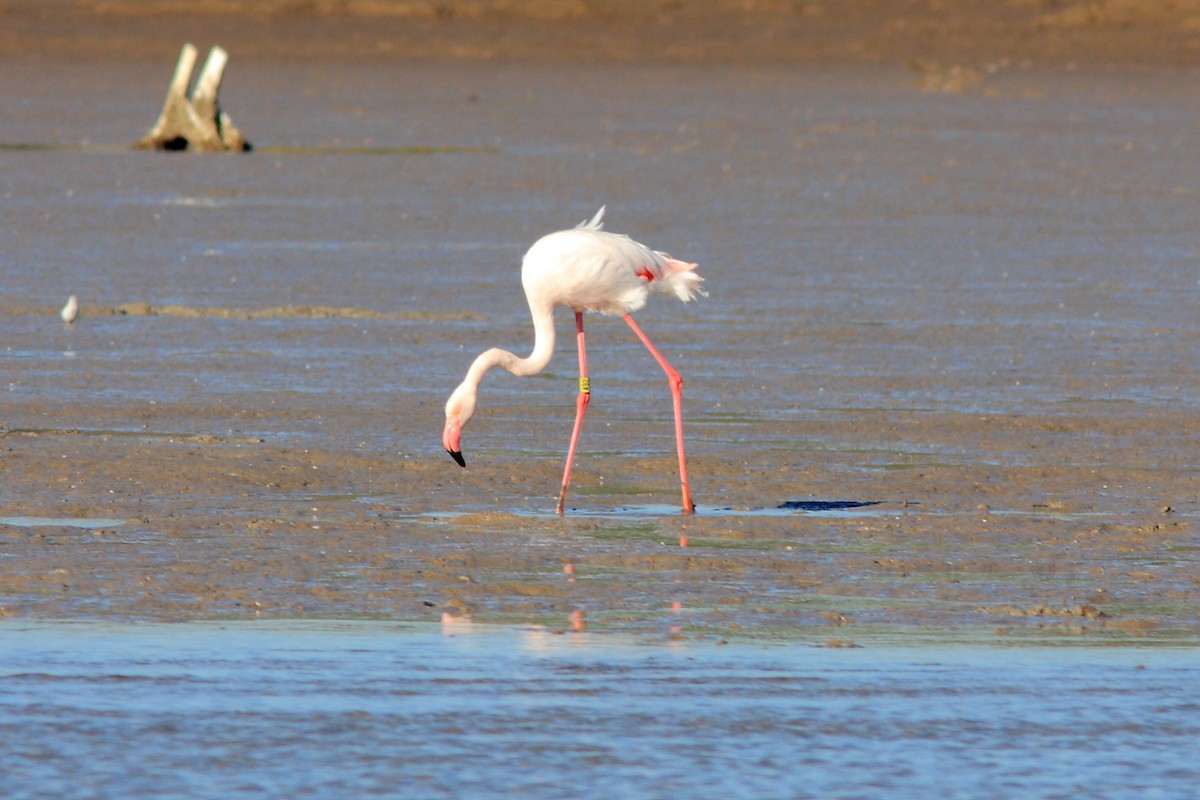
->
1 1 1197 643
3 0 1200 67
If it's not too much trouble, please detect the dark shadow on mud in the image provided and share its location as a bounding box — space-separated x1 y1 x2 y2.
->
777 500 881 512
685 500 888 517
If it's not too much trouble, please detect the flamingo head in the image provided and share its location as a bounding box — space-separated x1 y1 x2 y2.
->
442 383 476 468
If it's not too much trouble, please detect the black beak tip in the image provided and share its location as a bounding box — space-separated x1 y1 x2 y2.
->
448 449 466 468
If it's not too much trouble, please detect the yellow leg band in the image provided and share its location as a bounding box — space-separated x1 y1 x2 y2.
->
580 377 591 394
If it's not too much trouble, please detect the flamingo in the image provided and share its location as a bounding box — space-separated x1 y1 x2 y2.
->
442 206 705 515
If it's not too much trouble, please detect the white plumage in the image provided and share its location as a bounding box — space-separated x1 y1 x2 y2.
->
442 206 705 514
522 205 705 316
60 295 79 324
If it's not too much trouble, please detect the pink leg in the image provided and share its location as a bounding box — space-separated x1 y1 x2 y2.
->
557 312 590 515
624 314 696 514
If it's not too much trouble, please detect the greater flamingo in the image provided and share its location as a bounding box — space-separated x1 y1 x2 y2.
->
442 206 705 515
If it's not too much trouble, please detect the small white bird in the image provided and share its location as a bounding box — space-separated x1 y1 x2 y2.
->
60 295 79 324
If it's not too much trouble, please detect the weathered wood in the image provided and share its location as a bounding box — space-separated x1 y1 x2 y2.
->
134 44 249 152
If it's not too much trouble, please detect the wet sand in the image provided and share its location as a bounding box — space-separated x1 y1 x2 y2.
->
3 0 1200 68
1 2 1198 644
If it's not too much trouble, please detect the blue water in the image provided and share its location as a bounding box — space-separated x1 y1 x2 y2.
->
1 621 1196 799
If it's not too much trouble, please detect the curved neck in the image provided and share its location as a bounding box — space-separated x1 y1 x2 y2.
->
466 299 556 387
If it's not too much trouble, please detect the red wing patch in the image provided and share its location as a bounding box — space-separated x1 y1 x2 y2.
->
635 266 655 282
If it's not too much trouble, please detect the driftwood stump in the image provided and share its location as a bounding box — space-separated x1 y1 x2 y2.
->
134 44 250 152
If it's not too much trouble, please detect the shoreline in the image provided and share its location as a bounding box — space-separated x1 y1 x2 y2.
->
2 1 1200 69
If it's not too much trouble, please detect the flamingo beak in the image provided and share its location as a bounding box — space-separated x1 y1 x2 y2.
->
443 418 465 467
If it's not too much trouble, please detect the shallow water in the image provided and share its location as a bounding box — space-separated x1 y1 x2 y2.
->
2 60 1199 622
0 516 128 529
6 62 1198 460
3 37 1200 800
1 621 1197 800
